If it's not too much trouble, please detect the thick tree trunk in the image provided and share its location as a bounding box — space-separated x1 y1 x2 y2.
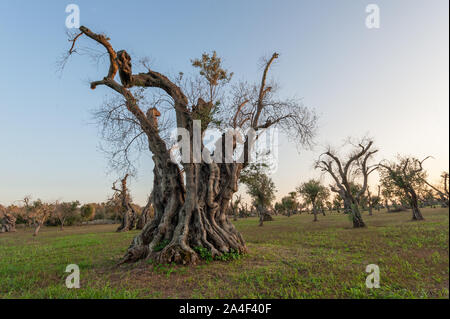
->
368 205 373 216
313 204 318 222
117 207 137 232
120 158 247 265
0 214 16 233
115 175 138 232
409 190 424 221
351 203 366 228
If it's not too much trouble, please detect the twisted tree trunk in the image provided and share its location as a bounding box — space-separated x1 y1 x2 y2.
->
115 175 138 232
351 204 366 228
408 189 424 221
121 158 247 264
0 213 16 233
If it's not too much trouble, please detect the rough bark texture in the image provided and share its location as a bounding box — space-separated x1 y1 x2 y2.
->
312 205 318 222
121 158 247 264
136 198 154 230
408 188 424 221
115 174 138 232
0 212 16 233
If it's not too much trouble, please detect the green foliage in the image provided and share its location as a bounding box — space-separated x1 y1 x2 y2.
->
215 249 242 261
80 204 96 221
153 239 170 252
380 156 429 204
194 246 242 262
240 164 276 208
297 179 328 207
191 51 233 89
193 246 213 262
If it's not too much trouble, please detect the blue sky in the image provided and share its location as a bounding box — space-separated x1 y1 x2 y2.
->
0 0 448 205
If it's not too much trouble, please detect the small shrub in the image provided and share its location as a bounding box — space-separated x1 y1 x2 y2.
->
153 239 170 252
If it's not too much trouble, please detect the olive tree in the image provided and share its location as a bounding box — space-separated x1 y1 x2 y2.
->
315 139 378 228
111 174 138 232
240 164 276 226
379 156 432 220
297 179 328 222
65 26 316 264
0 205 17 233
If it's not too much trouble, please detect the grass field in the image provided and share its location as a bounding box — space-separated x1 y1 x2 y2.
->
0 208 448 299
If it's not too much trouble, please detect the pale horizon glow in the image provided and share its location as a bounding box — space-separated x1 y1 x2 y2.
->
0 0 448 206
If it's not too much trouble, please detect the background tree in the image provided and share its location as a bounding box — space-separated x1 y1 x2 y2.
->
80 204 96 222
0 204 16 233
278 192 298 217
23 198 54 236
240 164 276 226
229 194 242 221
316 186 330 216
315 138 378 228
297 179 328 222
379 156 431 220
423 171 449 207
332 196 343 213
112 174 138 232
54 201 80 230
66 26 316 264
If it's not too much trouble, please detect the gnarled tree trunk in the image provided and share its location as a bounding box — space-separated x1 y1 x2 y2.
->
351 203 366 228
121 158 247 264
408 189 424 221
0 213 16 233
115 174 138 232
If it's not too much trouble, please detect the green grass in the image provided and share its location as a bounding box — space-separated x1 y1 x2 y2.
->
0 208 448 299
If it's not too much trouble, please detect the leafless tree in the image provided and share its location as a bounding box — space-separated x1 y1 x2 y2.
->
66 26 316 264
315 138 378 228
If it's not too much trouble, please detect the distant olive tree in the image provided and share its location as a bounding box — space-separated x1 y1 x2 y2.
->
23 197 54 236
423 171 449 207
111 174 138 232
315 138 378 228
297 179 328 222
55 201 80 230
0 205 16 233
379 156 432 220
240 164 276 226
